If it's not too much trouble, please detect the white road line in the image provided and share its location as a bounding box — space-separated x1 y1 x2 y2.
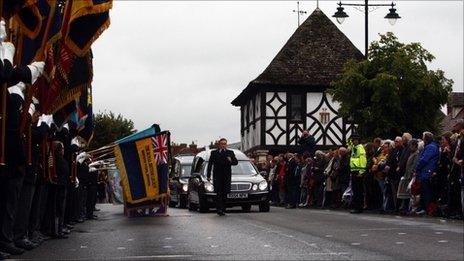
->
325 235 333 238
80 245 88 249
163 245 173 248
360 234 368 237
351 243 361 246
438 240 449 243
117 247 126 250
304 252 350 256
395 242 405 245
398 232 407 235
434 232 444 235
123 255 193 259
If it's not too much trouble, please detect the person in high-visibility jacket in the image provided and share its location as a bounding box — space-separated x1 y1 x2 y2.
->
348 133 367 213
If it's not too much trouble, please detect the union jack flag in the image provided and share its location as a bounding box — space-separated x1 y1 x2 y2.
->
152 133 169 164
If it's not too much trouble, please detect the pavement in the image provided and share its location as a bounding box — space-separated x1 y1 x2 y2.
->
15 204 464 260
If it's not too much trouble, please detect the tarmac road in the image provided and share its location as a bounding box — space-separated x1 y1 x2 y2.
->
17 204 464 260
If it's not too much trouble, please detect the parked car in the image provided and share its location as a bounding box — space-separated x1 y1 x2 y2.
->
169 154 194 208
187 149 270 213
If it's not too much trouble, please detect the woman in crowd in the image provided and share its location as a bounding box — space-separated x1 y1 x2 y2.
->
336 147 350 208
298 156 313 207
397 139 420 214
312 151 326 208
385 137 403 212
364 143 380 211
276 155 287 206
415 132 440 215
436 132 453 208
371 141 392 213
451 130 464 219
323 150 340 208
268 157 279 206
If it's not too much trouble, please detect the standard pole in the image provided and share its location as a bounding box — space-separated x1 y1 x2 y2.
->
0 0 7 165
364 0 369 58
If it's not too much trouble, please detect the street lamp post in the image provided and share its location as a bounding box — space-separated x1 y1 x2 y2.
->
333 1 401 58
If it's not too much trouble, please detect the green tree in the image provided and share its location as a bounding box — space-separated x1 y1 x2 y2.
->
89 111 136 149
329 32 453 140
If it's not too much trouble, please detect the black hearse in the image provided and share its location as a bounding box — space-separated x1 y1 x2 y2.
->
187 149 270 213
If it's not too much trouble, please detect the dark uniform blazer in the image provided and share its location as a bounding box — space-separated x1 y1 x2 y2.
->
1 58 35 176
207 149 238 194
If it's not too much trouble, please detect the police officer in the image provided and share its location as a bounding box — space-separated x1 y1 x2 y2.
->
349 134 367 214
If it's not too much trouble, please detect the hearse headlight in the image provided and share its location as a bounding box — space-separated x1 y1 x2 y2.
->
252 184 258 191
204 182 214 192
182 184 188 192
258 181 268 191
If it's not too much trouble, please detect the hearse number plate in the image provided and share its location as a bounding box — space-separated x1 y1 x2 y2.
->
227 193 248 199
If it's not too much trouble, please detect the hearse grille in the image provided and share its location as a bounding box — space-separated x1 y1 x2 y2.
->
231 182 252 192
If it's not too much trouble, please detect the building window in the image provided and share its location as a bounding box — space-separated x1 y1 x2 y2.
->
289 94 304 121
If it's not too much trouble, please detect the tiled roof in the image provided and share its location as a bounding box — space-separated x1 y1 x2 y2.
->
232 8 363 106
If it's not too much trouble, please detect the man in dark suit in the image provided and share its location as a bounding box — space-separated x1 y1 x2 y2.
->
207 138 238 216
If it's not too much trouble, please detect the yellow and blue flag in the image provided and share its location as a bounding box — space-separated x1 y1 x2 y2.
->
114 131 170 205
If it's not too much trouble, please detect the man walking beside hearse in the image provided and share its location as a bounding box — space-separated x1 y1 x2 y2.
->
207 138 238 216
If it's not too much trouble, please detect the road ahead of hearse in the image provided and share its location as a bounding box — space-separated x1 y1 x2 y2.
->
19 204 463 260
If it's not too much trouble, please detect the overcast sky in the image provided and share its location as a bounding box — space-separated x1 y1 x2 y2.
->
91 0 463 146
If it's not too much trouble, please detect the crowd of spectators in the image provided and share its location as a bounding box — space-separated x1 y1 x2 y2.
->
258 121 464 220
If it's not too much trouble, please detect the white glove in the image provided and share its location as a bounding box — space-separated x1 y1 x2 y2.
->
7 82 25 100
0 20 7 43
27 61 45 84
75 177 80 188
41 114 54 127
77 152 88 164
71 137 81 147
28 103 36 117
2 42 15 64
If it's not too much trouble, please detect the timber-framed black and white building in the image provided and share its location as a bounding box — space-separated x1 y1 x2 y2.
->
231 8 364 156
